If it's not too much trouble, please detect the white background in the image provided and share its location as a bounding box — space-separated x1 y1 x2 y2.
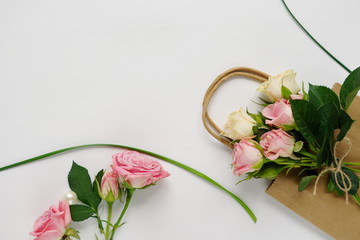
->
0 0 359 239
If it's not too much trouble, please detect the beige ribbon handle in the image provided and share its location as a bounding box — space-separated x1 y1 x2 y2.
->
202 67 270 148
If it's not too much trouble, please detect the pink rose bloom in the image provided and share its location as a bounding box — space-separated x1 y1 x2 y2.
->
232 140 263 176
100 171 120 202
260 129 295 160
262 99 294 128
112 151 170 189
29 201 71 240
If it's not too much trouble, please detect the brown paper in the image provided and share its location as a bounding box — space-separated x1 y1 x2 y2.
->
266 83 360 240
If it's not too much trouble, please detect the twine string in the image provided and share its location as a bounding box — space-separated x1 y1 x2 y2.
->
313 137 353 204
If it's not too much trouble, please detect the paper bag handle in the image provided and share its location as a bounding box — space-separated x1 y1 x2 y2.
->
202 67 269 148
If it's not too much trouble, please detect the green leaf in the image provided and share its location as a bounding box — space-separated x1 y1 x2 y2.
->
281 85 292 99
258 97 273 105
317 101 339 142
316 141 333 166
254 163 287 179
68 162 96 207
337 110 355 141
331 167 360 195
290 100 320 147
314 102 338 166
301 81 309 100
69 204 95 221
282 124 295 131
298 175 317 192
65 228 81 239
248 111 265 126
327 177 343 196
340 67 360 111
293 141 303 152
308 84 340 110
92 169 104 209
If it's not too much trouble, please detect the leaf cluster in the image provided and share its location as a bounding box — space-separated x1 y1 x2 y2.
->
291 67 360 167
68 162 105 222
294 67 360 195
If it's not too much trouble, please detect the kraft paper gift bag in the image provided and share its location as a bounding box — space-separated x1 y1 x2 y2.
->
266 83 360 240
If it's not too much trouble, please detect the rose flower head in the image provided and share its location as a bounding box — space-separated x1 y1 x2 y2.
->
222 107 257 140
262 99 294 128
260 129 295 160
232 140 264 176
111 151 170 189
257 69 300 102
99 171 121 203
29 201 72 240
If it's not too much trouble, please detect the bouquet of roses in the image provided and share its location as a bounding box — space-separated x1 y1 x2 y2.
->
220 68 360 204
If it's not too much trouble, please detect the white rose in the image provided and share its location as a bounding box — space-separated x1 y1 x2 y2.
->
222 108 256 140
257 69 300 101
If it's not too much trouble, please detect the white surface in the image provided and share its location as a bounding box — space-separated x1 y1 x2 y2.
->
0 0 359 239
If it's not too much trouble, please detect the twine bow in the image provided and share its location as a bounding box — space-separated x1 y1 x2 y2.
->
313 137 353 204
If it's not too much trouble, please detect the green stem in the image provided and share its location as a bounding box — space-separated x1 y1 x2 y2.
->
353 194 360 206
105 202 113 240
0 143 256 222
110 189 134 240
345 167 360 173
297 150 317 159
94 211 105 234
281 0 351 73
344 162 360 166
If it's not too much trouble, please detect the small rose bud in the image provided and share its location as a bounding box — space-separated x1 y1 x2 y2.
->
100 171 120 202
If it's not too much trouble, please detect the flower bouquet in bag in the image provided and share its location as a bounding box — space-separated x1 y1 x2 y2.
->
202 67 360 205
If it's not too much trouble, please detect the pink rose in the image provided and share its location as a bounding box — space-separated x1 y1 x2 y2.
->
29 201 71 240
260 129 295 160
262 99 294 128
100 171 120 202
111 151 170 189
232 140 263 176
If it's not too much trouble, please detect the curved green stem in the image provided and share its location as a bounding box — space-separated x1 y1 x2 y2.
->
0 143 256 222
281 0 351 73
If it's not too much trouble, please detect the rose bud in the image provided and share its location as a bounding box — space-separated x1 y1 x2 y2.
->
99 171 121 203
257 69 300 102
111 151 170 189
29 201 72 240
262 99 294 128
260 129 295 160
232 140 264 176
222 108 257 140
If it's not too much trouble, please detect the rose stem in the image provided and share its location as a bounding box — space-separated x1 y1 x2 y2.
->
105 202 113 240
353 194 360 206
109 189 134 240
344 162 360 166
0 143 256 222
